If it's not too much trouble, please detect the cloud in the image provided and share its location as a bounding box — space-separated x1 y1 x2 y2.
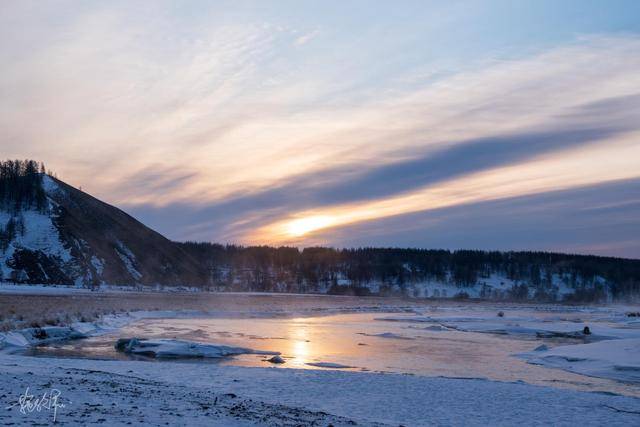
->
1 2 640 255
255 123 631 207
124 97 640 245
122 35 640 250
108 164 200 205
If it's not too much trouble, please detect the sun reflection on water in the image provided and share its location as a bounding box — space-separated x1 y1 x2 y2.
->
288 318 311 366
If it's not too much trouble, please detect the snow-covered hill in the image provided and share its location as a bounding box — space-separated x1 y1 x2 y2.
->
0 175 202 286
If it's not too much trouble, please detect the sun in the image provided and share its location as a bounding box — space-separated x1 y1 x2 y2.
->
285 215 335 237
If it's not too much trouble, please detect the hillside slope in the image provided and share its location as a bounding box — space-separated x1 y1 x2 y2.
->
1 175 203 286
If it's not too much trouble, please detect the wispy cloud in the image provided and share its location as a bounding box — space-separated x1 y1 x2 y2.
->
1 2 640 255
121 36 640 247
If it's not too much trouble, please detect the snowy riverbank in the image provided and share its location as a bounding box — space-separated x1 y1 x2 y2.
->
520 338 640 384
1 351 640 426
2 291 640 425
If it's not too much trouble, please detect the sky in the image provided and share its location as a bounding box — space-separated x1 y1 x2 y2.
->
1 1 640 258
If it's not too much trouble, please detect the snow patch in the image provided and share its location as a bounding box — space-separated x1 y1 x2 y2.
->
520 338 640 383
42 175 61 195
0 207 74 281
306 362 354 369
0 326 87 349
357 332 415 340
115 240 142 280
115 338 280 359
10 211 72 262
90 255 105 276
376 313 639 340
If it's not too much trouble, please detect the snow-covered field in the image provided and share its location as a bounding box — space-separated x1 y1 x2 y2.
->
1 290 640 425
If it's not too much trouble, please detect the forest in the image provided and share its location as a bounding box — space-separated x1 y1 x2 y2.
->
0 159 47 213
178 242 640 302
0 160 48 250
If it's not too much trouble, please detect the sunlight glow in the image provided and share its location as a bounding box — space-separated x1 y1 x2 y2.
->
288 318 311 367
285 215 336 237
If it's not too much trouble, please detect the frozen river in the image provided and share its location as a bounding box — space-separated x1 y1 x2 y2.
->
27 303 640 398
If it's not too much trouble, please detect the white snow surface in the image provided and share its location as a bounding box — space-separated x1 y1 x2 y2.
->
90 255 104 276
521 338 640 383
1 352 639 426
114 240 142 280
0 282 213 294
13 212 70 262
0 283 92 294
0 310 196 350
117 338 279 359
1 326 87 348
0 177 74 281
376 314 640 340
0 210 73 265
306 362 354 369
41 174 60 194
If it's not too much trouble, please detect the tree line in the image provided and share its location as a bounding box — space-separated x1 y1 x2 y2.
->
0 160 49 250
0 159 47 212
178 243 640 302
